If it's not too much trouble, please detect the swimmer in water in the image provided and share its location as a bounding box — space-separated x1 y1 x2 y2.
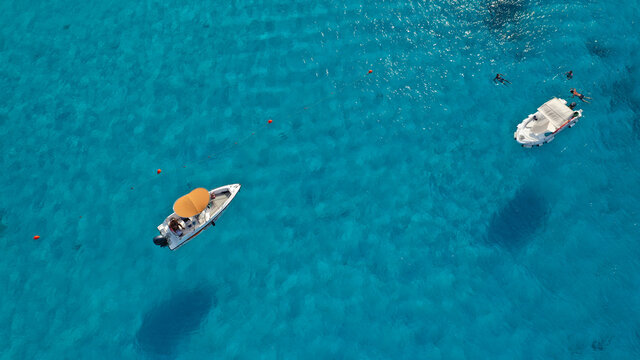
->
494 73 511 85
568 102 577 110
570 88 591 103
566 70 573 80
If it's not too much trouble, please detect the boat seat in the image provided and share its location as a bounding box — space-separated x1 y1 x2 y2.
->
181 217 196 229
530 119 550 134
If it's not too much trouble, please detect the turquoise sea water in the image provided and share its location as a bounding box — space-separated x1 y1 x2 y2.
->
2 0 640 358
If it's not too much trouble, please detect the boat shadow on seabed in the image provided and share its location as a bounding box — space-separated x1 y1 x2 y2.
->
0 210 6 236
485 185 549 250
136 287 216 357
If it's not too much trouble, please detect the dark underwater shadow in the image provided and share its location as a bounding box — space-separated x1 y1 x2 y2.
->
608 66 640 140
586 39 611 58
486 185 549 249
484 0 528 30
0 210 6 236
136 287 215 357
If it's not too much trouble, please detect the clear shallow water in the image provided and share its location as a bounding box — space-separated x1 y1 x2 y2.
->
1 0 640 358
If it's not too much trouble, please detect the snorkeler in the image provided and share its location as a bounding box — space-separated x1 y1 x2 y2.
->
566 70 573 80
570 88 591 103
494 73 511 85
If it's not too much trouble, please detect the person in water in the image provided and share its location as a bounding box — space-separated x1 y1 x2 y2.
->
494 73 511 85
566 70 573 80
570 88 591 103
568 102 577 110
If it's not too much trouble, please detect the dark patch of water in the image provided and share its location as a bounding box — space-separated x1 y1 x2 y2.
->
136 287 215 356
591 336 611 351
0 210 6 236
607 70 640 140
484 0 528 30
586 39 610 58
486 185 548 249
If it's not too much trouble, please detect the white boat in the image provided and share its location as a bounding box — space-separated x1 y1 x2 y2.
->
514 98 582 148
153 184 241 250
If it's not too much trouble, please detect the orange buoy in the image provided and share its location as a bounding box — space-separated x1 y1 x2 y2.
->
33 235 40 240
368 70 373 74
157 169 162 174
268 119 273 124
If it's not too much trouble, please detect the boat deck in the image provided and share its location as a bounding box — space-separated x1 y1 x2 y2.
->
156 184 241 250
204 190 231 222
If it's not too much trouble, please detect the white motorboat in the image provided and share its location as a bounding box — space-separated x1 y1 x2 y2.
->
153 184 241 250
514 98 582 148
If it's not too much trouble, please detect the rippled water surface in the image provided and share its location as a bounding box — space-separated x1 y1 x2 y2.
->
1 0 640 358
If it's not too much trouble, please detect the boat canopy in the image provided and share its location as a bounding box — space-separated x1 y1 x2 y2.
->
537 98 574 129
173 188 210 217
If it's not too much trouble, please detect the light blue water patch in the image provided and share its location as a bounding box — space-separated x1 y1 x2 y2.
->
1 0 640 359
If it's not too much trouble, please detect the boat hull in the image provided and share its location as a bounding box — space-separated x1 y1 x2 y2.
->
514 105 582 148
156 184 241 250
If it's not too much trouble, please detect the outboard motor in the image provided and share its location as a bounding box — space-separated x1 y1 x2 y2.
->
153 235 169 247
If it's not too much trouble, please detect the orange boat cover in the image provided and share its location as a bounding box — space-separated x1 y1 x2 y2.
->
173 188 210 217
